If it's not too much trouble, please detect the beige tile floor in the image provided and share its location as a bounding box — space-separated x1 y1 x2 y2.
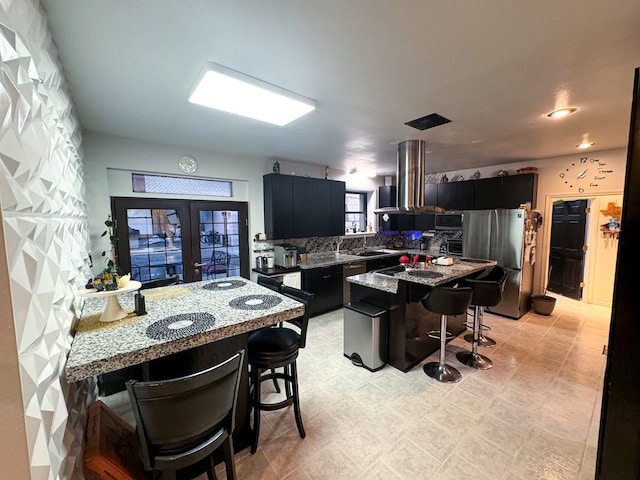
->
105 294 610 480
228 295 610 480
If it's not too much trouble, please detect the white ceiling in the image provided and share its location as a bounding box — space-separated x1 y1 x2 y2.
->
41 0 640 175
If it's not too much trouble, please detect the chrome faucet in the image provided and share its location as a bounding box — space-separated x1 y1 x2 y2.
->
335 236 344 256
361 235 367 253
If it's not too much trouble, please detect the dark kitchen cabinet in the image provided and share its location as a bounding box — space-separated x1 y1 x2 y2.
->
414 213 435 231
501 173 538 209
378 186 415 231
293 176 330 238
424 183 437 207
264 174 293 240
263 174 346 239
474 177 503 210
302 265 343 316
436 181 474 211
329 180 346 236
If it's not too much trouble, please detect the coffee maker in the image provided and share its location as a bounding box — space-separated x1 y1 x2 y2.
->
274 245 297 268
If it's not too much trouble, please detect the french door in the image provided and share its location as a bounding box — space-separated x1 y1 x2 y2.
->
111 197 249 284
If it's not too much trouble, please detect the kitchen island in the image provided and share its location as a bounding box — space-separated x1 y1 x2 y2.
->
346 258 495 372
66 277 304 449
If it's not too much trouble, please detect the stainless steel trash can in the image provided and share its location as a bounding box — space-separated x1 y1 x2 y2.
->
343 302 387 372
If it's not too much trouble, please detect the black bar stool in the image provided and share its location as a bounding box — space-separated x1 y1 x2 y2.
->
457 266 509 369
248 286 313 453
463 267 506 348
421 286 473 383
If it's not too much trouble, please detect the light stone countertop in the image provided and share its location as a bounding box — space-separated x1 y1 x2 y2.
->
65 278 304 383
347 258 497 294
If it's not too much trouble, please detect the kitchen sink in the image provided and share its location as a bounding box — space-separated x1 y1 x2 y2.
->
374 265 406 276
356 250 389 257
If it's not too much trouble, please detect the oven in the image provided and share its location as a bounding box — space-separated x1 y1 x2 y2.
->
446 239 463 256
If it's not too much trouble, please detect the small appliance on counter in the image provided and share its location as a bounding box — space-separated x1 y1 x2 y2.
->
274 244 297 268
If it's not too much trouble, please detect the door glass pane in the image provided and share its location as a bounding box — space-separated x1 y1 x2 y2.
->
128 208 183 282
199 210 241 278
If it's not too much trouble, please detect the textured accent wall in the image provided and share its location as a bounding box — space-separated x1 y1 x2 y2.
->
0 1 93 479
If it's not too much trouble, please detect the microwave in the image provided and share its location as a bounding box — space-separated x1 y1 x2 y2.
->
435 212 464 231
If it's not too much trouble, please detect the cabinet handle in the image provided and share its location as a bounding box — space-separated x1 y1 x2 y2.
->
322 275 331 279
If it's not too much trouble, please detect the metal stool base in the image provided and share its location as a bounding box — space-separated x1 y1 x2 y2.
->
456 351 493 370
423 362 462 383
464 333 497 348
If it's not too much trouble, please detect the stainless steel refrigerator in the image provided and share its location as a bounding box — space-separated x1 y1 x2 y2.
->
462 209 537 319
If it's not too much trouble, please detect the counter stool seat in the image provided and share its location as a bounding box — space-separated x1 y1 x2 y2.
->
248 286 313 453
421 286 473 383
457 266 509 369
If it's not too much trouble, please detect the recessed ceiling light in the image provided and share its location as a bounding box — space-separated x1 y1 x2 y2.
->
546 107 578 118
188 62 316 126
577 133 595 149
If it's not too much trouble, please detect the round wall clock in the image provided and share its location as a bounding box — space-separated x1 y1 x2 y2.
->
178 155 198 174
559 157 589 192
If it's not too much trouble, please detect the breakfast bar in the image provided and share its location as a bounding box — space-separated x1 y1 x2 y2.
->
66 277 305 449
346 258 496 372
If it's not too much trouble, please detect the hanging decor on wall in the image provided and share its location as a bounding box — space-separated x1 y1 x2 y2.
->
600 201 621 239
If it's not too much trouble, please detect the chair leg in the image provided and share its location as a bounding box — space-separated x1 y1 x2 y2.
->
284 364 292 398
271 368 281 393
251 366 261 454
457 305 493 370
206 455 218 480
423 314 462 383
223 434 237 480
290 360 306 439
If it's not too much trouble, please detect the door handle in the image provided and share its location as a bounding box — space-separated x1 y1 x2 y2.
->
193 262 204 274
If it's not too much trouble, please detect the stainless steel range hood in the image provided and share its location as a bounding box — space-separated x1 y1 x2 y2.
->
375 140 444 214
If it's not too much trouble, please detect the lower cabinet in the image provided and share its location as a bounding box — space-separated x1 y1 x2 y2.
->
302 265 343 316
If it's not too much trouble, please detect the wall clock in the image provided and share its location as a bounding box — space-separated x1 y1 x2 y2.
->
559 157 590 193
178 155 198 174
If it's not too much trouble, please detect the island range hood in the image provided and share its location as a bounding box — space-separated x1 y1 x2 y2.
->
374 139 445 215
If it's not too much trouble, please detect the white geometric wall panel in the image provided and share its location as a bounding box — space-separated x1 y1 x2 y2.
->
0 1 93 479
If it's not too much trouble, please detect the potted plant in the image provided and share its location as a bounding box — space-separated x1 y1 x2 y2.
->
531 267 557 315
99 215 119 290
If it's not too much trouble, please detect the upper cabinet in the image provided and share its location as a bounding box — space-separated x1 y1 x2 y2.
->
378 186 415 231
264 174 346 239
437 181 475 210
501 174 538 209
428 173 538 211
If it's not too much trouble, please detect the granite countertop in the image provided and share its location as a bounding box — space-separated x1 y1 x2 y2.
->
65 278 304 383
347 258 497 294
298 249 406 269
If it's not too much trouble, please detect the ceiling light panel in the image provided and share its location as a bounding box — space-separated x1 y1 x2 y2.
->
188 63 316 126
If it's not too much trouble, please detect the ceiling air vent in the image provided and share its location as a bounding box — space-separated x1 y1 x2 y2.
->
405 113 451 130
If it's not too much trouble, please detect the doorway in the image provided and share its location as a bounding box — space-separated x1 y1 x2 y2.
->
548 199 588 300
111 197 249 284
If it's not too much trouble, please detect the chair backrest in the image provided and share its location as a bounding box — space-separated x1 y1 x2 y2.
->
140 275 180 290
421 286 473 316
279 285 314 349
211 250 230 266
126 350 244 471
257 275 283 292
464 266 510 307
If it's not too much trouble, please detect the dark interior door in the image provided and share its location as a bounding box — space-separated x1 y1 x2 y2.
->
547 199 588 299
597 66 640 480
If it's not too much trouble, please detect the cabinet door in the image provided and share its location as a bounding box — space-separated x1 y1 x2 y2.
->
474 177 502 210
437 181 474 210
293 177 330 238
378 185 398 231
325 265 344 310
414 213 435 231
302 268 326 315
263 174 293 240
424 183 438 207
397 214 415 231
329 180 346 236
501 174 538 209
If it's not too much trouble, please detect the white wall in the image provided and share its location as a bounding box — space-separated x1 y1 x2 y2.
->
0 1 92 479
83 132 385 266
441 148 627 297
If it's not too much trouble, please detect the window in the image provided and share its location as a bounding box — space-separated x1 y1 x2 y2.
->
345 192 367 233
132 173 232 196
